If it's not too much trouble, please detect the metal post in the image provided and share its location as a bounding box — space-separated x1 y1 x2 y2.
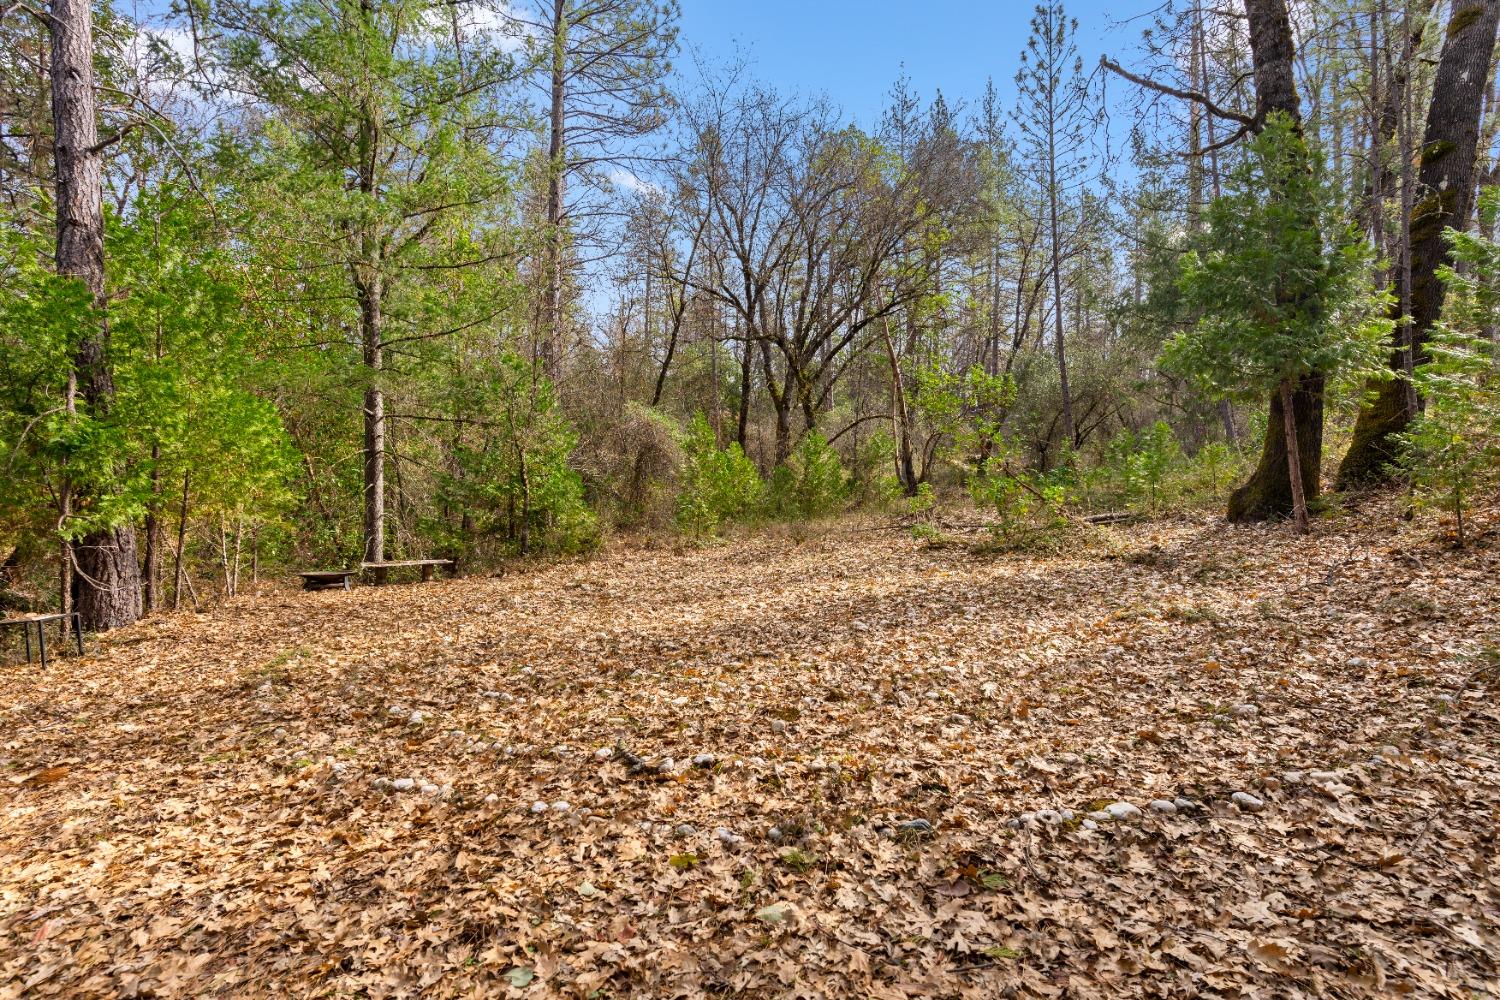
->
36 622 47 670
23 624 32 665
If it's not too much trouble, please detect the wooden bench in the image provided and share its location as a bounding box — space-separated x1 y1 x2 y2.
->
361 559 454 585
298 570 357 591
1 612 85 668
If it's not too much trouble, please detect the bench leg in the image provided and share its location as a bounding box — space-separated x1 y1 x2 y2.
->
36 623 47 670
421 565 433 583
23 624 32 666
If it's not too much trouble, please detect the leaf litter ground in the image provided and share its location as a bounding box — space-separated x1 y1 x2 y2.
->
2 506 1497 998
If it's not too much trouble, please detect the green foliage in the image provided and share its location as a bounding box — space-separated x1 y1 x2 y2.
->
676 413 763 537
1162 114 1391 402
1398 193 1500 546
969 453 1073 552
913 363 1017 468
434 355 597 557
767 432 850 521
0 192 298 566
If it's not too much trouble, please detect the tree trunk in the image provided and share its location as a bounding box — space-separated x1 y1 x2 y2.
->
51 0 141 631
1279 378 1309 533
736 333 752 449
361 270 386 564
1230 0 1323 523
541 0 568 378
1338 0 1500 487
1228 372 1324 522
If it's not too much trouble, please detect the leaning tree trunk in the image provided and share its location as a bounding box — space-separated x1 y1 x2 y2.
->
1229 0 1325 523
51 0 142 630
1337 0 1500 487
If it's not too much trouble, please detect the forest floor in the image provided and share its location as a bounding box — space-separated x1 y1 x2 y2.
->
1 502 1498 999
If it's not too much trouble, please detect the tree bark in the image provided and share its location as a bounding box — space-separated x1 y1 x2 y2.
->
1338 0 1500 487
1279 378 1309 533
541 0 567 378
51 0 141 630
1229 0 1324 523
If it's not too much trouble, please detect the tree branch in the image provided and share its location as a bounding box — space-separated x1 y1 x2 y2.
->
1100 56 1255 127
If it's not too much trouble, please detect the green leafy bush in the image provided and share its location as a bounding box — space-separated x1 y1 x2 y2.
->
676 413 763 537
1397 194 1500 547
767 431 850 521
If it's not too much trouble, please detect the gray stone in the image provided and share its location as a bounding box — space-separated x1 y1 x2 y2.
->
392 778 416 793
1149 799 1177 814
1105 802 1142 821
674 822 696 837
550 800 571 813
897 819 934 835
692 754 717 769
1173 797 1195 812
1231 791 1265 813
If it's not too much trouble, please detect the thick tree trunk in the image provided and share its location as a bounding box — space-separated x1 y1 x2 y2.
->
1228 373 1325 522
1338 0 1500 487
1230 0 1322 523
51 0 141 631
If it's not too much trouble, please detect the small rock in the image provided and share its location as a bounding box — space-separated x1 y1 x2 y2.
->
408 711 426 725
716 827 745 848
1017 811 1036 826
594 747 613 760
1232 704 1258 718
387 705 405 717
1173 797 1195 812
392 778 416 793
483 793 499 804
1379 745 1400 758
655 757 675 774
1149 799 1177 814
530 800 549 814
767 825 784 842
1231 791 1265 813
577 881 599 898
674 823 696 837
1308 770 1342 784
771 720 787 735
1087 810 1112 823
897 819 933 835
692 754 717 769
1105 802 1142 821
420 783 441 797
1036 809 1062 824
550 800 571 813
371 777 393 792
1059 808 1075 821
671 696 690 708
1081 819 1099 831
272 727 288 739
1281 770 1304 785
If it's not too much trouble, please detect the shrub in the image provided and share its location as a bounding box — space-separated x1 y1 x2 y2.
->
676 413 763 537
767 431 850 521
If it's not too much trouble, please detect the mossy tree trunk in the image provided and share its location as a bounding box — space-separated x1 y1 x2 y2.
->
1338 0 1500 488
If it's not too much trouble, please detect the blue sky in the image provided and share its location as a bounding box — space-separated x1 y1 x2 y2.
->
677 0 1146 130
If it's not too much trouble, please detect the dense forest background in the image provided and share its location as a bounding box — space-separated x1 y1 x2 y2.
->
2 0 1498 630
